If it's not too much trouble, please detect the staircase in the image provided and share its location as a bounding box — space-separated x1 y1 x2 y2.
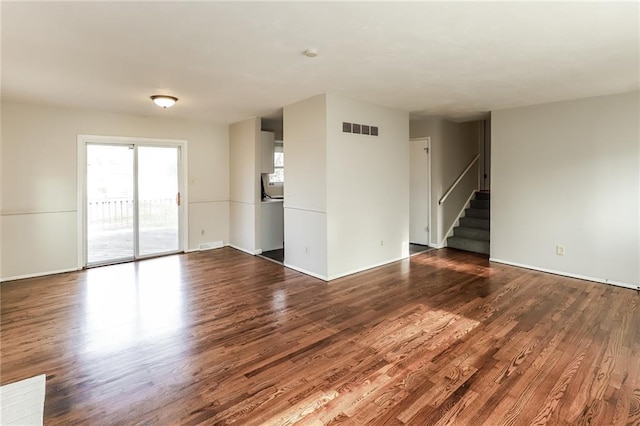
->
447 192 490 255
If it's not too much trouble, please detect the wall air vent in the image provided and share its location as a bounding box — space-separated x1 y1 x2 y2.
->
199 241 224 251
342 122 378 137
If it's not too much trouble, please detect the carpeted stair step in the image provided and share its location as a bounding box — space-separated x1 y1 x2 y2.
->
459 216 490 230
454 226 490 241
447 191 491 255
465 208 490 219
470 199 490 210
447 236 490 255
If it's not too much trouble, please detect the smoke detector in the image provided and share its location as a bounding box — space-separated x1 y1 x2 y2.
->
304 48 318 58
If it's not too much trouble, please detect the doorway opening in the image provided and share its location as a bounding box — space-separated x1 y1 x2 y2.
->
78 136 187 268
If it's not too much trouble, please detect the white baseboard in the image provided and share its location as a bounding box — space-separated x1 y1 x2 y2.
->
327 256 408 281
187 241 226 253
198 241 224 251
1 267 80 283
228 244 262 256
284 255 410 282
489 258 640 291
283 263 328 281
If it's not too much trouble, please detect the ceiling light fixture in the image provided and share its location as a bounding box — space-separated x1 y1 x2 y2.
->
304 48 318 58
150 95 178 108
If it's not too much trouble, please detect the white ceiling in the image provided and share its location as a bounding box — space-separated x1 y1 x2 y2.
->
2 1 638 123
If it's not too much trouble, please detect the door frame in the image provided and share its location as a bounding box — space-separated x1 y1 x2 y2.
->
409 137 432 246
76 135 188 269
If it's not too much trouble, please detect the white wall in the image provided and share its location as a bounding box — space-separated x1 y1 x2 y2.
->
260 200 284 251
410 118 479 245
283 95 328 278
0 102 3 280
228 117 261 254
283 95 327 212
326 94 409 279
284 94 409 280
492 91 639 288
284 207 328 280
1 102 229 280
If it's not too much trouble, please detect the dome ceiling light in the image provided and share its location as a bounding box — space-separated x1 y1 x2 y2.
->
150 95 178 108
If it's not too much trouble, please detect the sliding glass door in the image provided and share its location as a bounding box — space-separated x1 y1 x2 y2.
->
86 143 181 266
138 146 180 257
87 144 135 264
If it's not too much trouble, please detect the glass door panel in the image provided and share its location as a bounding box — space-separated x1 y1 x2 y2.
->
137 146 180 256
87 144 134 265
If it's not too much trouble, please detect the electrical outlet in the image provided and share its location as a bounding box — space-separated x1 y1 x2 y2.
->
380 240 384 247
304 246 309 254
201 229 205 236
556 245 565 256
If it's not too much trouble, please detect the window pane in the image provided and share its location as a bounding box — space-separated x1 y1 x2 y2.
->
274 152 284 167
269 168 284 183
138 146 180 256
87 144 134 264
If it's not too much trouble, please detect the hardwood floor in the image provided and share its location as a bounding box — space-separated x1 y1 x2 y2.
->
1 248 639 425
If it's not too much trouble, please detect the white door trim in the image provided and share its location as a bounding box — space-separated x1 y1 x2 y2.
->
76 135 189 269
409 137 432 246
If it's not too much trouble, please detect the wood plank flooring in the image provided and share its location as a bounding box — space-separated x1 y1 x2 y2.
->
1 247 639 425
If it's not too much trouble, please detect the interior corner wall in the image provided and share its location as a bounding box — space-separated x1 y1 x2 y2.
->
326 94 410 279
481 119 491 191
410 118 479 245
492 91 640 287
229 117 261 255
1 102 229 281
0 102 3 281
283 94 328 279
261 117 283 141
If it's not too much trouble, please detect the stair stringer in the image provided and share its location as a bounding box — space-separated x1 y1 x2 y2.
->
432 190 476 249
